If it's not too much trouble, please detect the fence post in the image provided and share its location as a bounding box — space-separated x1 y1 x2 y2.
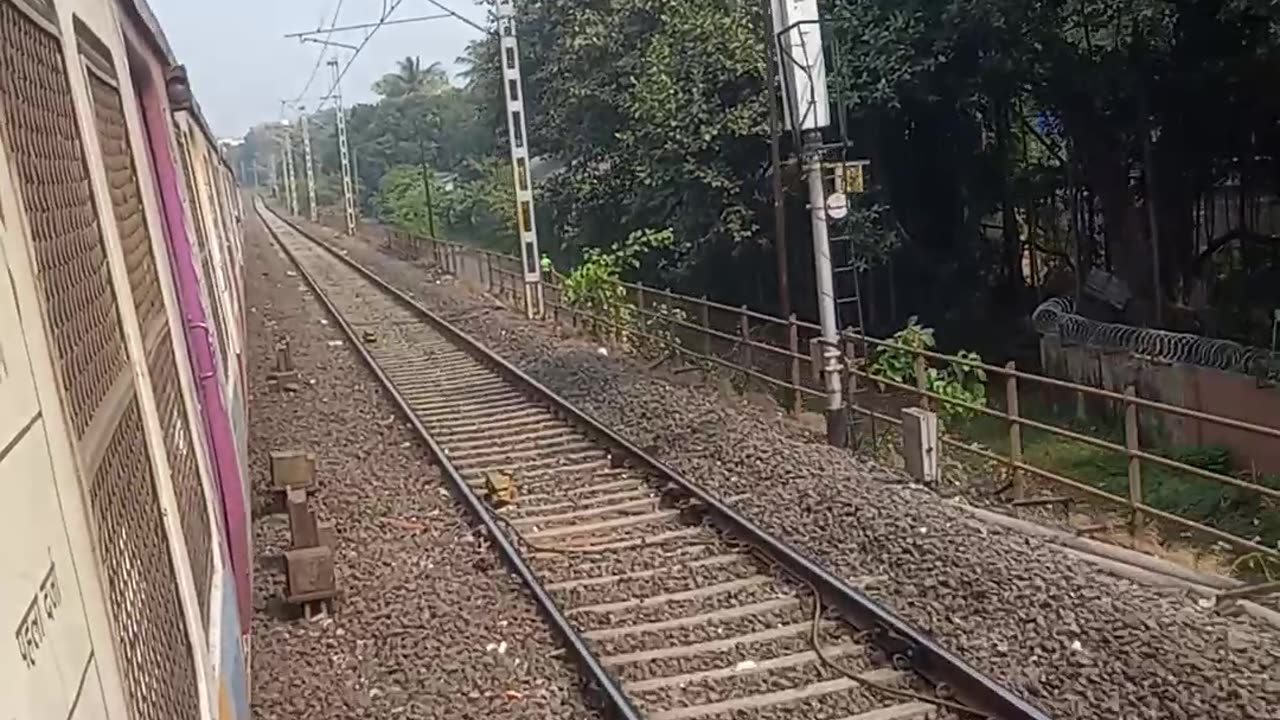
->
1005 361 1024 500
788 314 801 414
843 333 858 446
739 308 752 370
914 354 929 410
547 278 558 325
1124 385 1145 540
635 283 647 349
698 298 711 356
485 252 493 292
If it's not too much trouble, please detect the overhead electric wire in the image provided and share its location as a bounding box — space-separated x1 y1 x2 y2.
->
287 12 452 37
288 0 492 120
313 0 409 113
289 0 347 110
421 0 491 36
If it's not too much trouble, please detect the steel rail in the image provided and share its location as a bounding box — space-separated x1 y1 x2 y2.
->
256 201 1054 720
256 203 644 720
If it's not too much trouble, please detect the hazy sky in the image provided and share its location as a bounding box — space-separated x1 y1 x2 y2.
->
149 0 488 138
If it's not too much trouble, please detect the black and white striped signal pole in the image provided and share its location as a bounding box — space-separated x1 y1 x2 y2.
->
496 0 543 319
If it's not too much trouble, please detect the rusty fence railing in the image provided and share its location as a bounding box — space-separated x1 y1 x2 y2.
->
348 222 1280 567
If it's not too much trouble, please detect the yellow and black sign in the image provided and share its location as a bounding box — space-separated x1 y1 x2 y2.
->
835 160 870 194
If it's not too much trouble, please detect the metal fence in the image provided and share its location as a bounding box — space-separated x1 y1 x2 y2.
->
364 226 1280 566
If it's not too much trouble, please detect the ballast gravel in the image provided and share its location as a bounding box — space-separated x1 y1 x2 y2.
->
304 219 1280 720
244 216 598 720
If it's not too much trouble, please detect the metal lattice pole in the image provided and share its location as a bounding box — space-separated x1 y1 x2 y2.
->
268 152 278 197
330 59 357 236
497 0 543 319
300 110 318 222
281 127 299 215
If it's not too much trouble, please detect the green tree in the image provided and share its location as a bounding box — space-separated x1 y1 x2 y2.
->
442 158 520 252
486 0 771 291
372 164 447 236
373 56 450 98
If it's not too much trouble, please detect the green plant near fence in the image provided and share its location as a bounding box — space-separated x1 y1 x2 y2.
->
867 318 988 422
558 227 690 357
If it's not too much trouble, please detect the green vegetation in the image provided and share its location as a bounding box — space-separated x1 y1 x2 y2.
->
868 319 987 422
952 408 1280 559
559 227 689 356
231 1 1280 348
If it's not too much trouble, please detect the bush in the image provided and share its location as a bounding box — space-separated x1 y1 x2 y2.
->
868 318 987 422
560 228 687 355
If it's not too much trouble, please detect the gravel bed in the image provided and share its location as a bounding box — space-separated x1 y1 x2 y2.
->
245 217 598 720
303 221 1280 720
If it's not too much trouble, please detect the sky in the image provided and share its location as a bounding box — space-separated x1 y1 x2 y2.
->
149 0 488 139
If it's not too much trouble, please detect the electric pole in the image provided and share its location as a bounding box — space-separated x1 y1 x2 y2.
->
761 0 791 319
300 108 318 222
417 135 438 238
268 151 278 197
281 125 299 215
330 58 357 236
496 0 543 319
351 145 362 220
774 0 846 446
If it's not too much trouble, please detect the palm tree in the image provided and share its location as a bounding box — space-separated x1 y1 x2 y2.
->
373 56 449 98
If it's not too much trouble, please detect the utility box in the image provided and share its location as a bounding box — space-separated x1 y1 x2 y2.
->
271 450 316 492
901 407 939 483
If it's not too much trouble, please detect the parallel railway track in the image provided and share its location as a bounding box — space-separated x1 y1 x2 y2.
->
255 200 1051 720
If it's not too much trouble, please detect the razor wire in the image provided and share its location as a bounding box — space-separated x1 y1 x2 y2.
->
1033 297 1280 381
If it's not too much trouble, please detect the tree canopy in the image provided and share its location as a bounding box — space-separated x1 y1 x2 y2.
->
234 0 1280 349
372 56 450 98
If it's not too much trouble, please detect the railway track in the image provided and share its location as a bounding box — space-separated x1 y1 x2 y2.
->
255 200 1051 720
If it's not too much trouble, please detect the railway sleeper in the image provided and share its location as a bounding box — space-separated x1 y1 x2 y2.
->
445 439 603 467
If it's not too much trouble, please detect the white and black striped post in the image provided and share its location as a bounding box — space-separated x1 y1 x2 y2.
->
330 59 357 236
496 0 542 319
281 125 299 215
300 109 318 222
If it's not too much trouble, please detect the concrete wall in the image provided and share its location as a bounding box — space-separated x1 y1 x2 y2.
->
1040 333 1280 475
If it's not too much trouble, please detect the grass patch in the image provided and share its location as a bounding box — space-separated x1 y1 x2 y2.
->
950 407 1280 555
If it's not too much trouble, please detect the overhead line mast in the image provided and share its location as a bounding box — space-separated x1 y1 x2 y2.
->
281 124 298 215
329 58 357 236
300 108 318 222
496 0 544 319
282 1 544 314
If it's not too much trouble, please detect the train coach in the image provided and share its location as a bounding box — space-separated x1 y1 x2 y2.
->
0 0 250 718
